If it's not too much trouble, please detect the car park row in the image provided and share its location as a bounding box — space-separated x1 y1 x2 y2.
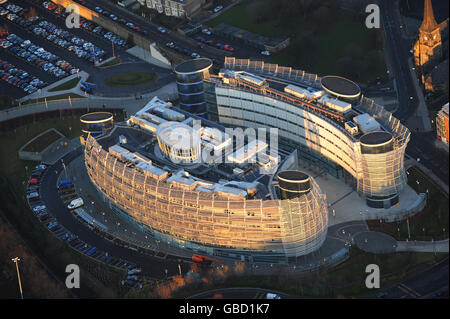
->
40 0 130 50
2 33 76 79
0 2 107 65
25 163 142 282
0 58 46 94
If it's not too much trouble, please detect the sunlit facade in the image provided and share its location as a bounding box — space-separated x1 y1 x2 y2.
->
84 133 328 262
205 58 410 209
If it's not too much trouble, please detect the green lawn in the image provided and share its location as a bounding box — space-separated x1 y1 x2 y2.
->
48 77 81 92
97 57 122 68
0 115 127 298
22 129 62 152
369 166 449 240
207 0 386 83
104 72 157 87
207 1 283 37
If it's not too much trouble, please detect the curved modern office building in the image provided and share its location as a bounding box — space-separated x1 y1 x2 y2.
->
83 98 329 262
205 58 411 208
174 58 213 116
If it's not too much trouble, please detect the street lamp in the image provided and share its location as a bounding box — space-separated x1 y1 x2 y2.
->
11 257 23 299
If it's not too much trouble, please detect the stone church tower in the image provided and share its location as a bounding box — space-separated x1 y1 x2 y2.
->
413 0 443 71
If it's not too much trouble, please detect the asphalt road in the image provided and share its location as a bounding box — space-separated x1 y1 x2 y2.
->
380 257 449 299
381 1 449 188
188 287 292 299
81 0 269 61
39 147 193 280
79 0 231 62
380 0 418 122
1 0 175 98
406 131 449 185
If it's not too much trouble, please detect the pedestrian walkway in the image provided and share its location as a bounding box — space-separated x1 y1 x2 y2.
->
406 57 432 132
17 71 90 103
0 82 178 123
396 239 449 253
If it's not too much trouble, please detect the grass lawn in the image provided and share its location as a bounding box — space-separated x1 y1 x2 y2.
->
368 166 449 240
104 72 157 87
22 129 62 152
207 1 283 37
48 77 81 92
0 115 127 298
207 0 386 83
97 57 122 68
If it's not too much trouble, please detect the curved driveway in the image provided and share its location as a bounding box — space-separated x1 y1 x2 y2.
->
39 147 191 279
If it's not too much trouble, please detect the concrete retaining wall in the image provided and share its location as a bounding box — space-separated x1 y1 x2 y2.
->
53 0 171 68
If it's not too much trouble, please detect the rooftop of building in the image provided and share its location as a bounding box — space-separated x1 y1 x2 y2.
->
428 59 449 86
93 97 293 200
320 76 361 98
174 58 213 74
80 112 113 123
209 68 386 142
359 131 393 146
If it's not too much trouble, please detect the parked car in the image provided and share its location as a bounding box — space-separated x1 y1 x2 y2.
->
68 198 84 210
213 6 223 13
202 29 212 35
28 178 39 185
261 50 271 56
27 192 39 199
224 44 234 52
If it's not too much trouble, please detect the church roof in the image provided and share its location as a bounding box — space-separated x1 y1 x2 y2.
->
428 59 449 86
420 0 439 33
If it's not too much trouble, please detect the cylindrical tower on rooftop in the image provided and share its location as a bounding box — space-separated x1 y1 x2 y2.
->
174 58 212 116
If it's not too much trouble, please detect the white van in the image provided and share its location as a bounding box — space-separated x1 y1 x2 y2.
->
68 198 84 210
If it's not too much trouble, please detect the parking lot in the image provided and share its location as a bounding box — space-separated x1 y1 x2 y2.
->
25 162 148 287
0 0 140 98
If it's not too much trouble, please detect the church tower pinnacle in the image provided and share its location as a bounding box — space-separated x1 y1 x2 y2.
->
413 0 442 70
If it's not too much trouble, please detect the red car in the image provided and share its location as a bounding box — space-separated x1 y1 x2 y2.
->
224 44 234 52
28 178 39 185
48 4 57 11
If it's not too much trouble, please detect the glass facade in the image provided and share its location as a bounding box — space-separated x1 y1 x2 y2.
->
205 67 410 206
174 61 212 116
84 134 328 259
80 112 114 138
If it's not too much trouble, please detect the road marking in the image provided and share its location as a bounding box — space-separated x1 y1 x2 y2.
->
397 283 421 298
253 292 266 299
